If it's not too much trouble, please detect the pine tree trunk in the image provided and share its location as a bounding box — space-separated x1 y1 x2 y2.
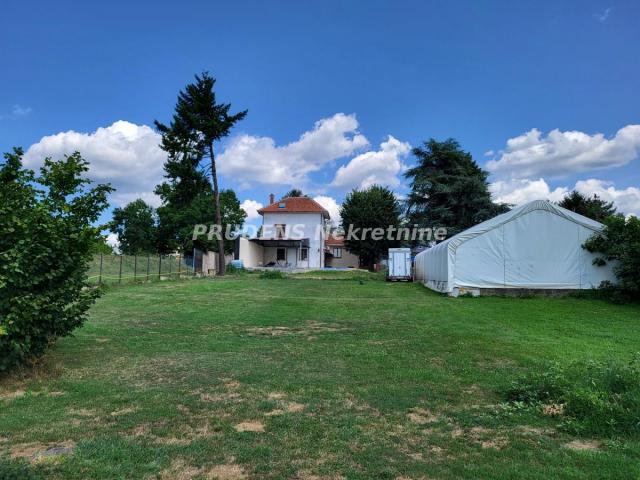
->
210 143 225 276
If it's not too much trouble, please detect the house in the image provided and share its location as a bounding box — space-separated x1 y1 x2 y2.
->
235 195 328 269
414 200 616 295
325 234 360 268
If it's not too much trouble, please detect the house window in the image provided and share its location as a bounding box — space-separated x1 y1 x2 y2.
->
275 224 286 239
276 248 286 261
332 247 342 258
300 247 308 261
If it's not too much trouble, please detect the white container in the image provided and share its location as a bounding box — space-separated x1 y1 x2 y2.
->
387 248 412 281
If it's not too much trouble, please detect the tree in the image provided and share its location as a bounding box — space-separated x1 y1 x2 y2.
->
558 190 616 222
405 139 508 237
283 188 305 198
155 72 247 275
340 185 401 270
0 148 112 370
110 199 157 254
154 150 246 255
583 214 640 302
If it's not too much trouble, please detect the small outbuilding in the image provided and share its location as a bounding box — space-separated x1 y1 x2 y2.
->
414 200 615 294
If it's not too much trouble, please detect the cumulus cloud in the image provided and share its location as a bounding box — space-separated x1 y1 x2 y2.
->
313 195 341 226
240 199 264 221
490 177 640 217
218 113 369 188
330 135 411 191
487 125 640 179
575 179 640 217
490 178 568 205
23 120 166 207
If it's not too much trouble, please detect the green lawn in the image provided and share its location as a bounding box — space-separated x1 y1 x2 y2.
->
2 275 640 479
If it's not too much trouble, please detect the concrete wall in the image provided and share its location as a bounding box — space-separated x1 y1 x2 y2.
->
237 237 264 267
326 249 360 268
202 252 234 275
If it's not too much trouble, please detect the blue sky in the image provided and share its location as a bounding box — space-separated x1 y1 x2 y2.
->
2 0 639 230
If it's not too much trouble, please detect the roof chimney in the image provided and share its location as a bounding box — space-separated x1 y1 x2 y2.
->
269 193 275 205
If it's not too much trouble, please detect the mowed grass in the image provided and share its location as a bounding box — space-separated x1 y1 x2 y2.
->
1 275 640 479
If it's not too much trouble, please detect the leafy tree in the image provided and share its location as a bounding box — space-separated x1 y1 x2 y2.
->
90 235 114 255
558 190 616 222
110 199 157 254
340 185 401 270
583 214 640 302
155 72 247 275
283 188 305 198
405 139 508 237
0 148 112 370
154 151 246 254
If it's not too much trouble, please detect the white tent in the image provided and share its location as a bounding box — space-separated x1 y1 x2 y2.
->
414 200 615 293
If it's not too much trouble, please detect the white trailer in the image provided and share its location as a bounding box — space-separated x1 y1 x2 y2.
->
387 248 412 281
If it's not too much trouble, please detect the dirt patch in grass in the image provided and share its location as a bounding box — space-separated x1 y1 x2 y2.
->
234 421 265 433
0 389 26 401
9 440 75 462
267 392 286 400
160 458 202 480
201 392 241 402
110 406 137 416
542 403 565 417
564 439 601 451
206 463 248 479
265 401 306 416
292 470 345 480
407 408 439 425
246 321 347 337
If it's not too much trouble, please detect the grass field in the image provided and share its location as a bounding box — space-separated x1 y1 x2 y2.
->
1 274 640 479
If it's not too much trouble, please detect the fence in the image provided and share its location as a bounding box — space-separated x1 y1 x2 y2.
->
87 253 200 285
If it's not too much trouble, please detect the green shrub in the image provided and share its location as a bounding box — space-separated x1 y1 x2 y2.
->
505 355 640 436
0 148 112 371
583 214 640 303
225 263 245 275
259 269 285 279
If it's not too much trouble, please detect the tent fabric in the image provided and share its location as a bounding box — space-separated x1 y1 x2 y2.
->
414 200 616 292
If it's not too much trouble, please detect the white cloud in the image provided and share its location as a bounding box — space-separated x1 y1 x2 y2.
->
490 177 640 217
330 135 411 191
240 199 264 221
12 105 32 116
217 113 369 188
575 179 640 217
105 233 120 250
594 7 612 22
490 178 568 205
313 195 341 226
487 125 640 179
23 120 166 207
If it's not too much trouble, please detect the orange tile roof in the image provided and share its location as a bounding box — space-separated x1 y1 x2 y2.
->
258 197 330 218
325 234 345 246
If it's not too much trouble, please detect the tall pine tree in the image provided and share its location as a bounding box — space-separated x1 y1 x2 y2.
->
155 72 247 275
405 139 508 237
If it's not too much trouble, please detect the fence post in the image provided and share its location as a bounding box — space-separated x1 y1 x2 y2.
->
99 253 103 285
178 254 182 279
134 255 137 281
193 248 196 277
146 255 150 282
158 255 162 280
169 255 172 277
119 255 123 284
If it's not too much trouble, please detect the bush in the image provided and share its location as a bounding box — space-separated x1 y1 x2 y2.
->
225 263 245 275
0 148 112 371
259 269 285 279
583 214 640 302
505 355 640 436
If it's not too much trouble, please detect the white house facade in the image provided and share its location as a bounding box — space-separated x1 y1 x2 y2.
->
235 196 330 269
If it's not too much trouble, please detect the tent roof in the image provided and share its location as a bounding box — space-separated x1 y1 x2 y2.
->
427 200 604 257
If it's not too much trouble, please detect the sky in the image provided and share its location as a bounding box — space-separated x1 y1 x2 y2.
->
2 0 640 237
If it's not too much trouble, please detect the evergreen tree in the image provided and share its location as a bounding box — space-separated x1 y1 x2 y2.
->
155 72 247 274
110 199 157 254
405 138 508 237
283 188 305 198
558 190 616 222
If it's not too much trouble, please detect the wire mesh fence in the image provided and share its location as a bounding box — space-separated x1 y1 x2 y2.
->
87 253 199 284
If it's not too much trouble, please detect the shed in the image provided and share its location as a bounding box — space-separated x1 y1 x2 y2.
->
414 200 615 293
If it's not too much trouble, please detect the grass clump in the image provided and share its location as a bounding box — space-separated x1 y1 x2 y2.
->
0 458 43 480
505 355 640 436
259 269 285 279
